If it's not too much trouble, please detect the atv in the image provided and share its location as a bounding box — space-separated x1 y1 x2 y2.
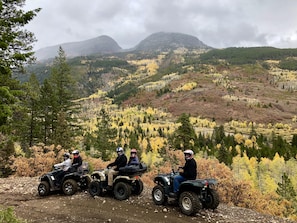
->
152 169 220 216
88 163 147 200
38 162 91 196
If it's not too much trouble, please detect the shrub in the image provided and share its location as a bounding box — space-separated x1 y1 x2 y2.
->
0 206 27 223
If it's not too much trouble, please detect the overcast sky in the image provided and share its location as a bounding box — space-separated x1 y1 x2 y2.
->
24 0 297 51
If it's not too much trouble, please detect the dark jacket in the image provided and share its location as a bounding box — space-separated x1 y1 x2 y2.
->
128 156 139 166
180 158 197 180
108 154 127 171
72 155 83 168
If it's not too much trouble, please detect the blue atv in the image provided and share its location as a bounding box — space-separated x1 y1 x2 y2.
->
152 169 220 216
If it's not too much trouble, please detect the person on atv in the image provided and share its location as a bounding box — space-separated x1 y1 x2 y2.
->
71 150 83 172
127 148 139 166
106 147 127 190
170 149 197 197
53 152 72 185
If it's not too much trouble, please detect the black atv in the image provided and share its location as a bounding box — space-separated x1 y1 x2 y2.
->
152 169 220 216
88 163 147 200
38 162 91 196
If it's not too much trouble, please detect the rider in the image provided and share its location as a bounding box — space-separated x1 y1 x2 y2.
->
54 152 72 185
71 150 83 172
170 149 197 197
106 147 127 190
127 148 139 166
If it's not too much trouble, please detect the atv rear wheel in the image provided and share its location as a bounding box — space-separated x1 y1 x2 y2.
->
132 179 144 195
62 179 78 196
80 176 91 191
88 180 102 197
113 182 131 200
152 185 167 205
202 188 220 210
38 181 50 196
179 191 201 216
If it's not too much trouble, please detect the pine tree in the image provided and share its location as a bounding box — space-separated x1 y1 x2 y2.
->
0 0 40 132
170 113 198 152
15 74 41 149
93 108 117 161
0 0 39 177
45 47 81 147
276 173 297 201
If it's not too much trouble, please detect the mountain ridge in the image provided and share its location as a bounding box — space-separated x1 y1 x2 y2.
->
35 35 122 61
34 32 211 61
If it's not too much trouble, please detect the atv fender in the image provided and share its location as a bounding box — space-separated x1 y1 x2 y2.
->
91 170 106 181
40 175 56 189
114 175 133 184
153 176 170 187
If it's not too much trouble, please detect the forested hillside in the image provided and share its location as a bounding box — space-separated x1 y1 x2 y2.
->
9 45 297 220
2 9 297 220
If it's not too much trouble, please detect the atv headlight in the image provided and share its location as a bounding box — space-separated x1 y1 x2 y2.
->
51 176 55 180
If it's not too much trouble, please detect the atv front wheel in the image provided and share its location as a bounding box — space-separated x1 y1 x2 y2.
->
113 182 131 200
202 188 220 210
38 181 50 196
152 185 167 205
88 180 102 197
132 179 144 195
62 179 78 196
179 191 201 216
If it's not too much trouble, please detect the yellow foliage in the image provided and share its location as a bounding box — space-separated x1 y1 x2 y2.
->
173 81 197 92
234 133 244 144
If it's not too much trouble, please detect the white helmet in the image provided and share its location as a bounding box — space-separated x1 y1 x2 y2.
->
116 147 123 153
184 149 194 159
63 152 70 158
72 150 79 155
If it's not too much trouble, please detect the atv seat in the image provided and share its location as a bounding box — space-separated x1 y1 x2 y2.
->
77 162 89 175
119 163 147 176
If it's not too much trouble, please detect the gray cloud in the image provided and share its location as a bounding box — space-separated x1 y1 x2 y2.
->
24 0 297 50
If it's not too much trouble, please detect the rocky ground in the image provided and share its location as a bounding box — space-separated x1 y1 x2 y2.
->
0 177 295 223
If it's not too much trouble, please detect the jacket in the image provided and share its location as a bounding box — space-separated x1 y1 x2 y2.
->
180 158 197 180
54 158 72 171
108 154 127 171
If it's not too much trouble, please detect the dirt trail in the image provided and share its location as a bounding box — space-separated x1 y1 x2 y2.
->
0 177 295 223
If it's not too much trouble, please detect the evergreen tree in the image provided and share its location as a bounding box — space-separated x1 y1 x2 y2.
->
291 134 297 149
0 0 39 177
46 47 81 147
0 0 39 132
170 113 198 152
212 125 225 144
93 108 117 161
39 79 57 145
276 173 297 201
217 143 231 165
15 74 41 149
129 132 140 151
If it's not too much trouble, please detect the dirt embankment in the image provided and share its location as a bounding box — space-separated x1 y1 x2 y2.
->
0 177 295 223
